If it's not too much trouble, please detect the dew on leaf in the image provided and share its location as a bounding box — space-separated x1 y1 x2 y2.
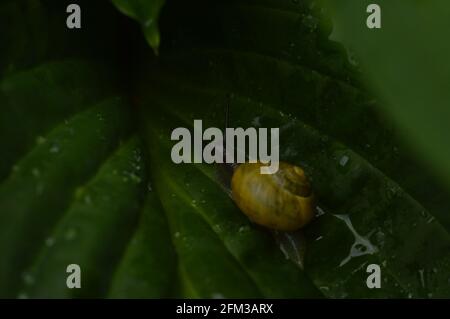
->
31 168 40 178
65 228 78 241
339 155 349 167
418 269 426 288
45 237 55 247
36 136 46 145
49 144 60 154
252 116 261 127
22 272 35 285
144 18 153 27
302 14 318 31
96 113 105 121
84 195 92 205
17 293 28 299
238 226 249 233
315 206 326 217
36 183 44 195
213 224 222 233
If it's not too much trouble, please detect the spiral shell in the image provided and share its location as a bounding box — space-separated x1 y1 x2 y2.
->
231 162 315 231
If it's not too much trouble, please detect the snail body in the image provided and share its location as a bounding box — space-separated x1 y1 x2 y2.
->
231 162 315 231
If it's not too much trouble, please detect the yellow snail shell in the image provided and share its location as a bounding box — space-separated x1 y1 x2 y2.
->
231 162 315 231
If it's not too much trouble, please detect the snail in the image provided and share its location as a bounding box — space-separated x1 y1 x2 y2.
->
231 161 315 231
222 98 316 231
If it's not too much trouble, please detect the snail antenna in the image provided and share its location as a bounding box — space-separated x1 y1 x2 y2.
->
218 94 234 191
223 95 230 163
225 95 230 130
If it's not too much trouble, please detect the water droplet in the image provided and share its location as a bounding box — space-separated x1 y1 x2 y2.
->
144 18 153 27
36 136 46 145
128 173 141 184
418 269 426 288
315 206 326 217
302 14 318 31
147 183 153 192
252 116 261 127
65 228 78 241
49 144 60 154
22 273 35 285
347 50 360 67
174 232 181 238
31 168 40 177
17 293 28 299
84 195 92 205
238 226 248 233
36 183 44 195
375 231 385 246
339 155 349 167
45 237 55 247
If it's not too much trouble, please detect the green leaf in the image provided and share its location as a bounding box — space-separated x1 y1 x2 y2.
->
320 0 450 190
0 0 124 77
152 0 450 231
0 0 175 299
2 0 450 299
136 73 450 298
111 0 165 53
18 137 146 298
141 108 323 298
131 0 450 297
108 191 177 298
0 59 119 181
0 97 134 297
